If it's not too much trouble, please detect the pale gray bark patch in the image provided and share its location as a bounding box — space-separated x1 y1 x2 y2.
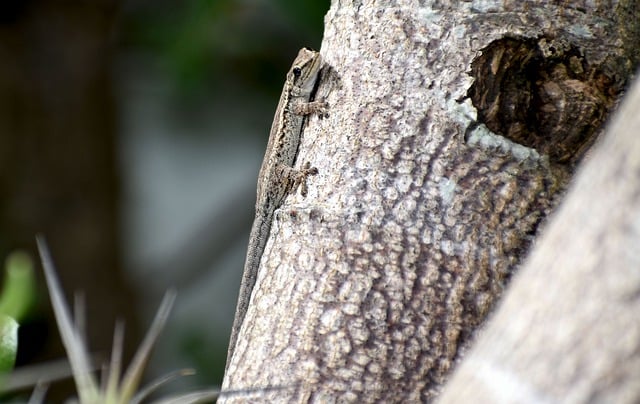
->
466 124 543 164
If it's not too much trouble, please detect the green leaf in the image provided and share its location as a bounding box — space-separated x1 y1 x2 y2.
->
0 315 18 373
0 251 37 321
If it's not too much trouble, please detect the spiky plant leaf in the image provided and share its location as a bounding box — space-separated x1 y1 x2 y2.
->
152 389 223 404
131 368 194 404
2 358 74 393
118 290 176 402
154 384 292 404
36 236 100 403
28 381 49 404
34 236 217 403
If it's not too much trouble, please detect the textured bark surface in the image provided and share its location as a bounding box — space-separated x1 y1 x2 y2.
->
222 0 639 402
438 72 640 404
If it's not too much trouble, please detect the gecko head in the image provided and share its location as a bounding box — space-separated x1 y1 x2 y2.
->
289 47 323 93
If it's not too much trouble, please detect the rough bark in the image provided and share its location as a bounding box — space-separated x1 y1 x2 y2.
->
222 0 639 402
438 69 640 404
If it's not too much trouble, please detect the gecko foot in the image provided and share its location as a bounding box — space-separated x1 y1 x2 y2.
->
293 100 329 118
312 100 329 119
293 161 318 197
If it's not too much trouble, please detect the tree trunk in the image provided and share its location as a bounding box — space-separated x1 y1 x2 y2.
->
222 1 639 402
437 71 640 403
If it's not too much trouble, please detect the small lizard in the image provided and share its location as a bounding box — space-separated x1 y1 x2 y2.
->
226 48 328 369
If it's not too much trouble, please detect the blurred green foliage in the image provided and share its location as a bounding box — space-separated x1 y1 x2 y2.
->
121 0 330 96
0 251 36 381
0 315 18 373
0 252 36 322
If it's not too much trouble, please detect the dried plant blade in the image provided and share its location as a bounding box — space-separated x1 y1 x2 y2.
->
73 291 87 347
154 384 293 404
27 381 49 404
131 368 195 404
35 235 99 403
2 358 74 392
119 290 176 402
152 389 222 404
104 320 125 401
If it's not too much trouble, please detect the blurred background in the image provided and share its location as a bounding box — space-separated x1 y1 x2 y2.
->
0 0 328 399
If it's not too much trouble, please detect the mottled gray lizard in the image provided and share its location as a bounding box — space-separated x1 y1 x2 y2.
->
226 48 328 369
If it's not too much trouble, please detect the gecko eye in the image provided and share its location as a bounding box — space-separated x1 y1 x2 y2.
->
292 67 302 77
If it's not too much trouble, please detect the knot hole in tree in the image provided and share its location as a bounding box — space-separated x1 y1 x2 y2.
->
467 36 620 164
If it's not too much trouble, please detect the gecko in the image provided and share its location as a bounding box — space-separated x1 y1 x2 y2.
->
226 48 328 369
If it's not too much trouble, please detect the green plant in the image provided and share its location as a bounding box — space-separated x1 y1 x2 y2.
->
0 251 37 378
35 237 225 403
0 237 285 402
